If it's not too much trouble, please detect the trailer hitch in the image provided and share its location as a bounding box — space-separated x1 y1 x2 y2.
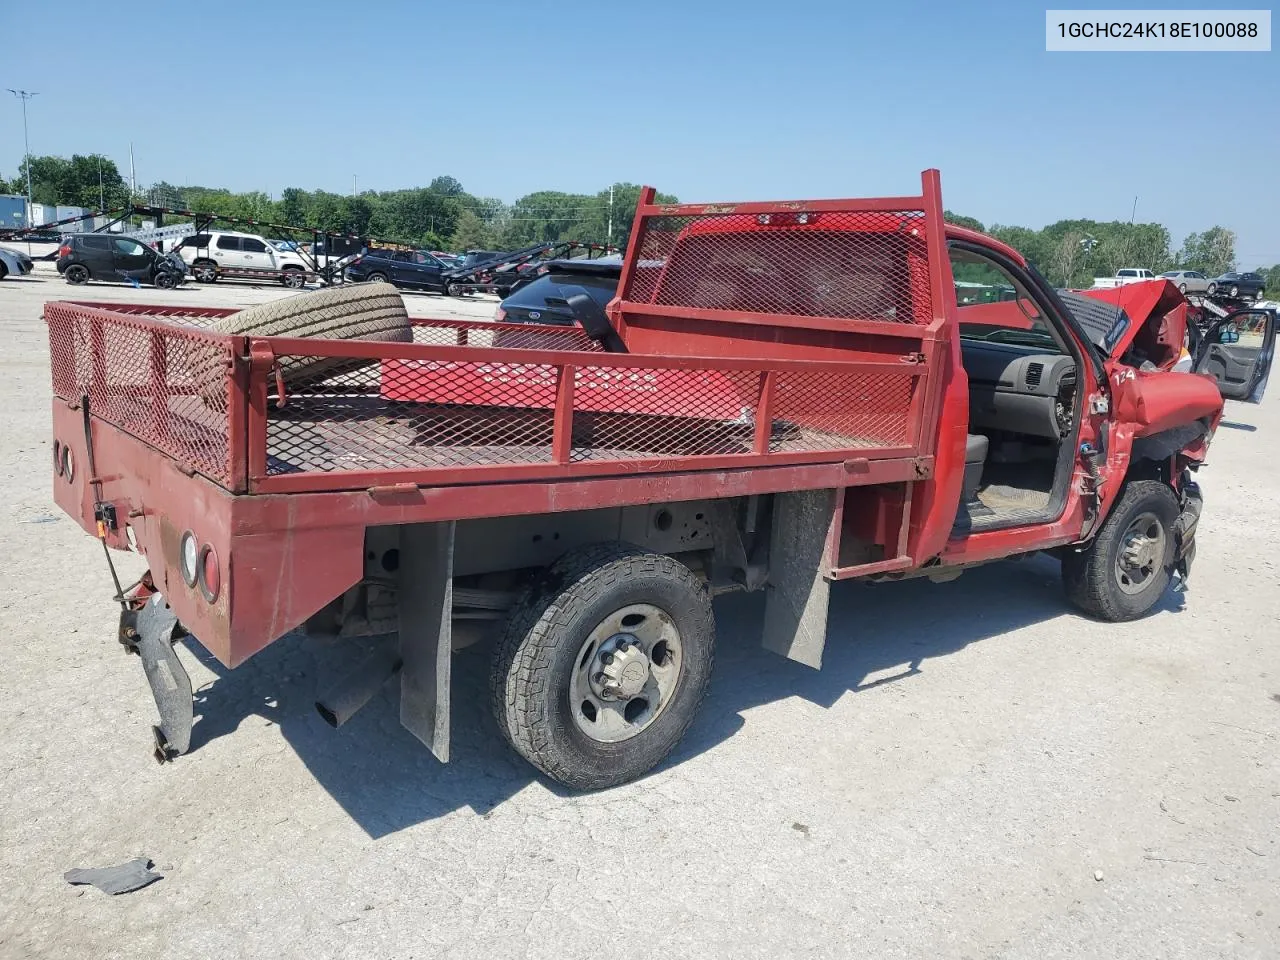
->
120 593 193 763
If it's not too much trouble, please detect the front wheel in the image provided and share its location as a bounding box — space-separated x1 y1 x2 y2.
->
1063 480 1180 621
154 271 178 289
490 543 715 790
1230 285 1240 297
446 282 461 297
1207 282 1217 295
192 260 218 283
65 264 90 285
281 268 306 289
366 272 389 285
1178 283 1187 293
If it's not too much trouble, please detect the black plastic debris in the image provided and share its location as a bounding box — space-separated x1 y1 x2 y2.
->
64 858 162 895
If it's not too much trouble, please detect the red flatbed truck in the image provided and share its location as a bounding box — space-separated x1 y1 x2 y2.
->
45 171 1274 789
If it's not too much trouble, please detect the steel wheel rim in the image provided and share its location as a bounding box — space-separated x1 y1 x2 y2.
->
1114 510 1166 595
568 602 683 743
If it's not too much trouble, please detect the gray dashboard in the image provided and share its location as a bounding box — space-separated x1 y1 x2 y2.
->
962 340 1077 438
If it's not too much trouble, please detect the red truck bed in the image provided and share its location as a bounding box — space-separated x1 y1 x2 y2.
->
46 181 949 500
46 177 952 666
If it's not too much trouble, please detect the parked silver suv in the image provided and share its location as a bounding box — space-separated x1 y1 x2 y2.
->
175 230 311 288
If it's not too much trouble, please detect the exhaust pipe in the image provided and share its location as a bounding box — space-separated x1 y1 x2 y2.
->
315 646 402 728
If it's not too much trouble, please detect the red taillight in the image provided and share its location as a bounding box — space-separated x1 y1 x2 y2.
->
199 545 220 602
58 244 72 258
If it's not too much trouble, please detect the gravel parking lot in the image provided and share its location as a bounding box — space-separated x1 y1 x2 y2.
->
1 264 1277 959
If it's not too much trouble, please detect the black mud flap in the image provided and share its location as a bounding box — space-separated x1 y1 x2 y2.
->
121 594 193 762
1172 481 1203 593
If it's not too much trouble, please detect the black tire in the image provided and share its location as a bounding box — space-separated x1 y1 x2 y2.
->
208 282 411 386
490 543 715 790
192 260 218 283
154 271 178 289
65 264 90 285
1063 480 1180 622
0 262 7 280
365 272 389 286
1230 285 1240 298
1207 282 1217 295
281 267 306 289
446 282 461 297
1178 283 1187 293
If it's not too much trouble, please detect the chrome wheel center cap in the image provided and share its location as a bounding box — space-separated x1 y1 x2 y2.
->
593 636 650 700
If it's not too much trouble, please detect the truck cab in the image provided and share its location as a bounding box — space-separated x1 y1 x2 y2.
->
43 171 1275 789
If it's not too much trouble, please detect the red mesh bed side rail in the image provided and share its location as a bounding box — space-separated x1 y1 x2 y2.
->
611 169 952 355
244 336 929 494
45 302 244 488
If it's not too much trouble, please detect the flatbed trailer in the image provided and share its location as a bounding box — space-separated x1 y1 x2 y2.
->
45 171 1270 789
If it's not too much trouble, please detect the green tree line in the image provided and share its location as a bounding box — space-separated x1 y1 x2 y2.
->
1 156 676 256
944 210 1277 293
2 155 1275 292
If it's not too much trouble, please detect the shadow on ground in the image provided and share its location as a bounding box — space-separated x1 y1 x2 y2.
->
180 552 1184 838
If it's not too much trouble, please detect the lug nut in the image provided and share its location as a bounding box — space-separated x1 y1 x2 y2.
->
603 652 615 664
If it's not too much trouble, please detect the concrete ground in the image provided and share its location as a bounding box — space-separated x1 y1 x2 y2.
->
0 264 1277 959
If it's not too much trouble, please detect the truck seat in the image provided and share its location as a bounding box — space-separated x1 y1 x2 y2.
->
963 433 988 503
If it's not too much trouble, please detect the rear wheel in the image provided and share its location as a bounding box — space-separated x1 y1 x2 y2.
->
366 272 389 285
192 260 218 283
490 543 715 790
1178 282 1187 293
281 267 306 289
1230 284 1240 297
1063 480 1180 621
1207 282 1218 295
65 264 90 285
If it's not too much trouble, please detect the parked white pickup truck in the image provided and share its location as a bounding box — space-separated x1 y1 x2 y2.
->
1091 268 1157 289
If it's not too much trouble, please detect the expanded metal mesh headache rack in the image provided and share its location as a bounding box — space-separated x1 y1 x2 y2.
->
45 179 949 497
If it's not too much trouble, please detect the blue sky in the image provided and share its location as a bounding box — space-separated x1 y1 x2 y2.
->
5 1 1278 265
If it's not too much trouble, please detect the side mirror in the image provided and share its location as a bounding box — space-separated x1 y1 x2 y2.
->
560 285 628 353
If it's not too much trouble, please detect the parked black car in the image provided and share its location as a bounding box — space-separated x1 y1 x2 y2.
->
346 249 450 292
1207 271 1267 300
496 258 622 325
56 234 187 288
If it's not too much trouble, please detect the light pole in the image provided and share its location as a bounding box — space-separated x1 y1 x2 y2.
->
7 89 38 228
607 184 614 249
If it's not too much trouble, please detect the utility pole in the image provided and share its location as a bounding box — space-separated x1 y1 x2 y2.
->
129 143 136 202
97 156 105 211
1130 195 1138 224
7 89 38 228
353 174 358 195
607 184 614 249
